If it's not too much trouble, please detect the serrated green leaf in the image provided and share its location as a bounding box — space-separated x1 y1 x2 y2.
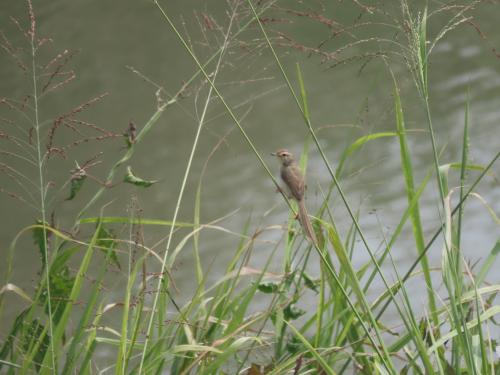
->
47 266 75 322
33 220 50 268
284 303 305 321
257 282 279 294
22 318 50 372
96 225 120 269
301 271 318 293
285 335 302 355
50 246 80 276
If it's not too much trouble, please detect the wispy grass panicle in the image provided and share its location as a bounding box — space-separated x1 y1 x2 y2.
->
0 6 123 214
0 1 124 372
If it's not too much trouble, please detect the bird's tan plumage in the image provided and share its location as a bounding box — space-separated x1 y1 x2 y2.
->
273 149 318 246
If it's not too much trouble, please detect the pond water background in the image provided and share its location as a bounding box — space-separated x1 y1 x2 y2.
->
1 0 499 367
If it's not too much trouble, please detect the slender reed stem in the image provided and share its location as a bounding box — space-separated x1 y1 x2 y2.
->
137 4 236 372
28 0 56 370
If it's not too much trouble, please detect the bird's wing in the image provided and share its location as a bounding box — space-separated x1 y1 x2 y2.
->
281 164 305 200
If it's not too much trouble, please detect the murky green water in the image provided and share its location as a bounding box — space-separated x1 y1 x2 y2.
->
1 0 499 364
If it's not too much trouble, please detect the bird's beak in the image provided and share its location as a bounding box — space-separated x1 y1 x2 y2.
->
270 152 277 156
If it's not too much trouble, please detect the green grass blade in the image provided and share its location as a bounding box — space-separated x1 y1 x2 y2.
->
476 240 500 286
336 132 397 179
392 72 437 325
284 321 337 375
78 216 194 227
375 151 499 321
62 246 115 374
39 221 103 374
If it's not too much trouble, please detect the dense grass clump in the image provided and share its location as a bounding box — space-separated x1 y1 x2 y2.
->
0 1 499 374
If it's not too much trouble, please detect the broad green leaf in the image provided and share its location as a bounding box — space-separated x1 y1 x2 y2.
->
302 271 319 294
96 225 120 269
257 282 279 294
284 303 305 321
123 166 158 187
33 220 50 268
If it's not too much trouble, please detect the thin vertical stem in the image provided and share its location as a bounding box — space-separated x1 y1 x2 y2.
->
28 0 56 371
137 3 236 372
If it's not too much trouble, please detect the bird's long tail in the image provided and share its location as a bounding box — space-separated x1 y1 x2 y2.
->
298 200 318 246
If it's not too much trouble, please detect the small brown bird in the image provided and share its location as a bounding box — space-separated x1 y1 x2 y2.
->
272 149 317 246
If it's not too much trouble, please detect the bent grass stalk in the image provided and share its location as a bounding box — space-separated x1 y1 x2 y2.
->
391 70 438 326
246 1 403 371
137 4 236 372
74 1 278 222
154 1 396 372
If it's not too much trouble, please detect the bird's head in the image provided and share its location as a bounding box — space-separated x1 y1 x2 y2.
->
271 149 294 165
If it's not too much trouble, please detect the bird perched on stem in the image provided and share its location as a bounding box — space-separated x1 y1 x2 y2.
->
272 149 317 246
